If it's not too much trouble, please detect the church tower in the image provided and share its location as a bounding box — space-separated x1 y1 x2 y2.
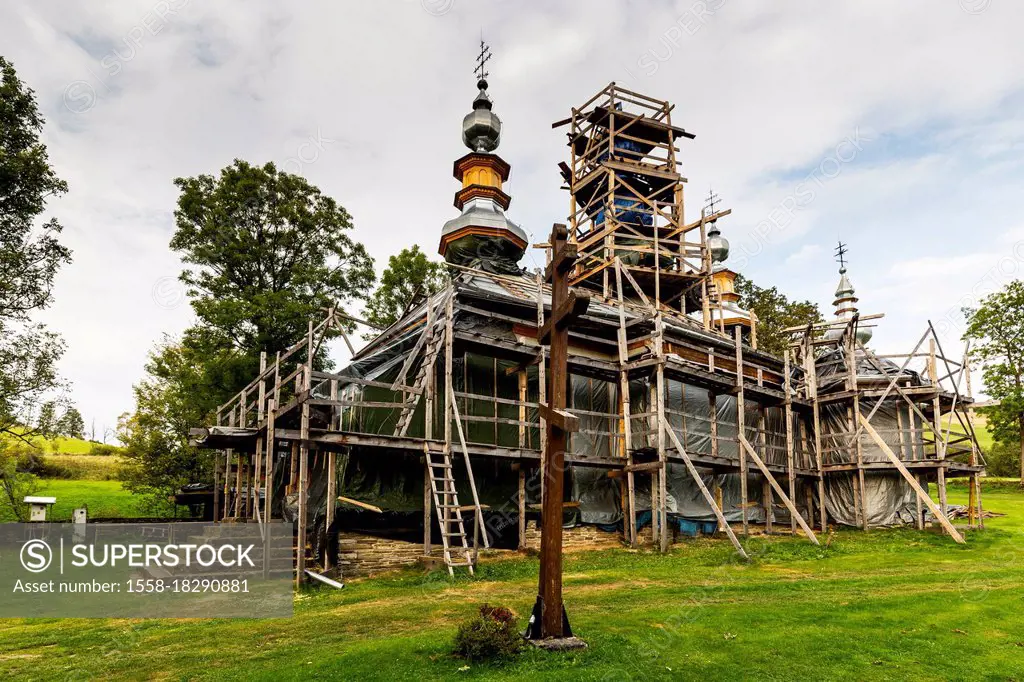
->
438 42 527 274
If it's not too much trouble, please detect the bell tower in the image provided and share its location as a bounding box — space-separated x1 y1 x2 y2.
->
439 42 527 274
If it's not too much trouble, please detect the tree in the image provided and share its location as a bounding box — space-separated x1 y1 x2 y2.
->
58 406 85 439
36 400 58 436
121 160 376 497
362 245 447 339
734 274 823 356
171 159 375 355
0 56 72 439
963 280 1024 485
118 339 219 503
0 440 40 521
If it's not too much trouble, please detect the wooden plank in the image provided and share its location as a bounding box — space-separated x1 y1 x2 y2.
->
337 496 383 513
858 414 965 544
739 436 819 545
663 421 748 559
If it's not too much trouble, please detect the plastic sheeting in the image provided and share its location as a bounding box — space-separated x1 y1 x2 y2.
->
824 472 919 526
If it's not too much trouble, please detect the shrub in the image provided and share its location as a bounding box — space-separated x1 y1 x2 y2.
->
984 440 1020 478
453 604 524 663
88 443 122 457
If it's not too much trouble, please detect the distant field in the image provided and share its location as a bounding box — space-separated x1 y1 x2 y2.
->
1 430 124 456
0 480 166 522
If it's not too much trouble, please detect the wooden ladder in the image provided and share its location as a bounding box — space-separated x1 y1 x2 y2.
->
426 447 475 576
394 316 445 437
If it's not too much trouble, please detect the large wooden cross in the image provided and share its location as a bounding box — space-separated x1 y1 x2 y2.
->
528 223 590 641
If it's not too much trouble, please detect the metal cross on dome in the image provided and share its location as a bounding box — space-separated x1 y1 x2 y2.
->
835 240 849 270
705 188 720 216
475 40 492 80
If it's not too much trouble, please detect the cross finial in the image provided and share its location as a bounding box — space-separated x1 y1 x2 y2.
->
475 39 492 81
835 240 849 273
704 187 720 217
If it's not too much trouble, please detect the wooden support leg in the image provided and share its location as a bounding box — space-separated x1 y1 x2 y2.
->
296 445 308 588
650 472 659 546
915 474 925 530
714 481 724 534
805 483 815 530
423 461 432 556
818 477 827 532
763 478 772 534
325 450 336 571
518 468 526 551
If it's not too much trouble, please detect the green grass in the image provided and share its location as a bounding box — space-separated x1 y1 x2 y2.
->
1 484 1022 680
0 480 162 522
36 453 123 480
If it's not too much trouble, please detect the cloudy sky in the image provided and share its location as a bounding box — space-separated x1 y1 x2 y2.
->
2 0 1022 434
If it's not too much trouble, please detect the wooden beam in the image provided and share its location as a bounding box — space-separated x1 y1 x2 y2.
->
739 436 819 545
858 414 965 544
337 495 383 513
663 421 749 560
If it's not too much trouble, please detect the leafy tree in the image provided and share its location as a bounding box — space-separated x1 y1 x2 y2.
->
0 440 40 521
121 160 376 496
963 280 1024 484
36 400 58 436
734 274 823 356
171 159 375 354
118 339 219 502
0 56 72 439
362 245 447 339
58 406 85 439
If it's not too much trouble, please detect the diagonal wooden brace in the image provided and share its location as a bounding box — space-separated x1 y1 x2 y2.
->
739 436 819 545
663 422 749 560
858 414 966 544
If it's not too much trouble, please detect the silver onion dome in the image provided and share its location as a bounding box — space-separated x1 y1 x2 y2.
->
462 79 502 153
706 221 729 265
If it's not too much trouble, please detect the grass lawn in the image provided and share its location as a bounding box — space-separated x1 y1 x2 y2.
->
1 484 1022 680
0 480 164 522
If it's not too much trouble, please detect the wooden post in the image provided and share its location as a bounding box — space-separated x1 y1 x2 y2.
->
848 330 868 530
324 379 338 572
929 338 948 521
655 314 669 552
805 331 827 531
253 352 267 520
735 326 748 536
264 399 276 525
964 356 983 529
296 321 313 589
518 369 528 550
529 223 590 642
614 261 636 546
709 390 722 533
758 408 770 533
213 411 222 523
784 351 797 534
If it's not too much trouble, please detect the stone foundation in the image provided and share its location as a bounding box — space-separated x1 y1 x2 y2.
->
337 533 435 577
521 521 625 552
338 523 628 577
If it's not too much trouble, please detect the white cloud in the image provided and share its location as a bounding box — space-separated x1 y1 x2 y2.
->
1 0 1023 432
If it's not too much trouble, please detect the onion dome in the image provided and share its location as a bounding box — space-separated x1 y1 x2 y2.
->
707 221 729 270
462 79 502 153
